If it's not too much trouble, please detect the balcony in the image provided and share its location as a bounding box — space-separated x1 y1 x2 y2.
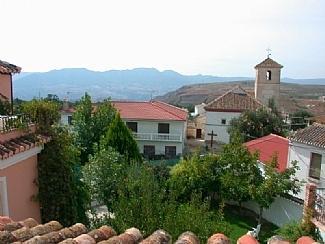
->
133 132 182 142
0 114 31 133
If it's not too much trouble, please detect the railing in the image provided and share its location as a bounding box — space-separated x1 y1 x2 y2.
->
315 188 325 224
0 114 31 133
133 132 182 142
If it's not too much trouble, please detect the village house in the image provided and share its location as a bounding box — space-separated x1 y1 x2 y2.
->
112 101 187 159
0 60 49 222
204 86 263 144
288 123 325 200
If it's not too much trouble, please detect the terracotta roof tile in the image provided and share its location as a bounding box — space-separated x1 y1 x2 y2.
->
204 86 263 112
0 215 318 243
244 134 289 172
112 101 188 121
0 60 21 74
254 57 283 69
289 123 325 149
0 134 50 160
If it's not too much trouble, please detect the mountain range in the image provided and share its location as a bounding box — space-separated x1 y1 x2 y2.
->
12 68 325 101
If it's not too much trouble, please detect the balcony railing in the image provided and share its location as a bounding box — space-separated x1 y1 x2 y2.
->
0 114 31 133
133 132 182 142
315 188 325 225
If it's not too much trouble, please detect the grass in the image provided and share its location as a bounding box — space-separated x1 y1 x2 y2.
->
223 205 278 244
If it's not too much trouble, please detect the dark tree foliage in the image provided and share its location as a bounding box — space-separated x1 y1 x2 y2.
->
228 107 286 142
290 109 313 130
38 126 90 226
0 99 11 115
101 113 142 162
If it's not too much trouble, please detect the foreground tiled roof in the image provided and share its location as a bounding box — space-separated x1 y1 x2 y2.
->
244 134 289 172
0 216 319 244
204 86 263 112
112 101 188 121
0 134 50 160
289 123 325 149
0 60 21 74
254 57 283 69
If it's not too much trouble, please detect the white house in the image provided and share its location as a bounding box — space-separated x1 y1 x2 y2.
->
288 123 325 200
204 86 263 144
112 101 188 159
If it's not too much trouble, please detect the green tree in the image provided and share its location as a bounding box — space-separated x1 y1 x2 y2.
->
73 94 116 164
92 99 116 151
218 135 261 207
101 113 142 162
169 154 220 201
290 109 313 130
228 107 286 142
38 126 90 226
83 147 125 210
73 93 93 164
251 157 301 224
22 99 59 135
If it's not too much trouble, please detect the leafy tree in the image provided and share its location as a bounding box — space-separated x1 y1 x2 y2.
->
73 94 116 164
73 93 93 164
251 157 301 224
83 147 125 210
38 126 90 226
22 99 60 135
92 99 116 151
290 109 313 130
169 154 220 201
218 135 261 207
101 113 142 162
228 107 286 142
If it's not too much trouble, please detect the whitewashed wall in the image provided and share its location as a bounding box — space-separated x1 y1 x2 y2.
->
124 119 186 156
60 112 73 126
288 141 325 200
230 197 303 227
205 111 241 143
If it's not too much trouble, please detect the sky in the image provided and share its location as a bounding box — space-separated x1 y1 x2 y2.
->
1 0 324 78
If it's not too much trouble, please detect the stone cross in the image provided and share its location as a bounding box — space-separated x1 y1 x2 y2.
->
266 48 272 58
207 130 217 150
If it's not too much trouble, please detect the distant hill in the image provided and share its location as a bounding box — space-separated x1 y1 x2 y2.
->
12 68 325 101
156 80 325 115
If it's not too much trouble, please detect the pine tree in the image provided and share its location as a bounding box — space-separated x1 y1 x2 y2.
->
101 113 142 162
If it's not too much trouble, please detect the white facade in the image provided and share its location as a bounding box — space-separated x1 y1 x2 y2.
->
60 112 73 126
204 111 241 144
193 103 206 116
123 119 186 157
288 141 325 200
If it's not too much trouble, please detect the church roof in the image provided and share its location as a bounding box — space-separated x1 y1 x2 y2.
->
254 57 283 69
204 86 264 112
0 60 21 74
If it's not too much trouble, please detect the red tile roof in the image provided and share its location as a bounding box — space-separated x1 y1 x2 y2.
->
0 60 21 74
289 123 325 149
204 86 263 112
244 134 289 172
112 101 188 121
0 134 50 160
254 57 283 69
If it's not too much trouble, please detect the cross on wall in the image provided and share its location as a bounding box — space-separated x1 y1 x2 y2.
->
207 130 217 150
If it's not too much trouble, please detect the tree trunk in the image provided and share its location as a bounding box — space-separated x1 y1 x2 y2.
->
258 207 263 225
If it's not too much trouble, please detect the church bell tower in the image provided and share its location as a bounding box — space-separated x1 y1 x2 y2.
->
254 54 283 106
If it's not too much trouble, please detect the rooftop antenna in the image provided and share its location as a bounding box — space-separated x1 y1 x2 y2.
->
266 48 272 58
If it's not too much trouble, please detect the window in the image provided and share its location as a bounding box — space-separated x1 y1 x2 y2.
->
165 146 176 158
144 145 155 159
309 153 322 180
68 115 73 125
221 119 226 125
158 123 169 134
126 122 138 132
266 70 272 80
